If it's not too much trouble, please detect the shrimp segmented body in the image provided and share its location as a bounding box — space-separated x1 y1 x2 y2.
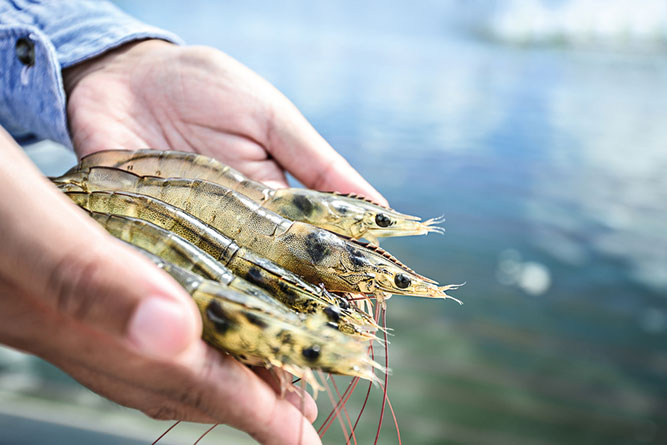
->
70 149 444 244
64 190 378 337
90 211 297 318
54 168 461 303
139 249 380 381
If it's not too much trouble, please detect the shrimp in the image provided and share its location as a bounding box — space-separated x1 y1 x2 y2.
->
64 189 378 337
70 149 444 244
139 249 381 382
89 211 297 318
53 167 462 304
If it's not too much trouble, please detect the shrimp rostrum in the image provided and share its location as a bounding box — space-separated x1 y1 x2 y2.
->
54 167 461 304
70 149 445 244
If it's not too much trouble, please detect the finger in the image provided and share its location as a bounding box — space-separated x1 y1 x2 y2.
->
0 283 214 424
194 356 322 445
78 336 322 444
54 359 217 424
70 110 293 189
0 230 317 445
265 100 388 206
179 130 290 188
0 135 201 359
253 367 318 423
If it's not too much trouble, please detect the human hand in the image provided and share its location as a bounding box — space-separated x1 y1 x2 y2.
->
63 39 387 205
0 127 320 445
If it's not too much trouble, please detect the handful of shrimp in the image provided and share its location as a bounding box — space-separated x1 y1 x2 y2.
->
52 149 461 391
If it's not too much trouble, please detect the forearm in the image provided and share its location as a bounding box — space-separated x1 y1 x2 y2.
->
0 0 181 148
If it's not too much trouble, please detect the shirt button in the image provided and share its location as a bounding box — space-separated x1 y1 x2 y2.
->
15 37 35 66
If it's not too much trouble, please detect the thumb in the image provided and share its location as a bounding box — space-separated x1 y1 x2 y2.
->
69 240 203 359
27 225 201 359
32 221 200 359
265 98 389 207
0 138 200 359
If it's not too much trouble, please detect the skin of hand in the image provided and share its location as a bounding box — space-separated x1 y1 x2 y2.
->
0 39 386 445
63 39 387 205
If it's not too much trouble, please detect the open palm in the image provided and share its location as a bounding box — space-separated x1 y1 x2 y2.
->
65 40 386 203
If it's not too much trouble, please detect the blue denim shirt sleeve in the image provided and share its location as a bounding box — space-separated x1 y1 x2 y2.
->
0 0 183 149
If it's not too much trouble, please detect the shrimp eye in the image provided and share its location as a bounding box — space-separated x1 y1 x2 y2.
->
394 273 411 289
375 213 391 227
323 305 341 322
302 345 321 362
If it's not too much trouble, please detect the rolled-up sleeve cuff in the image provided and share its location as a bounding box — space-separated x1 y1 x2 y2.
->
23 1 184 68
0 0 183 148
0 25 70 147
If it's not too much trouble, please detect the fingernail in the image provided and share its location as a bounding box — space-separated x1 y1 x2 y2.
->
128 297 196 358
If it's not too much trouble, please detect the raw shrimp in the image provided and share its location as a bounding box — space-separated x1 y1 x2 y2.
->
71 149 444 244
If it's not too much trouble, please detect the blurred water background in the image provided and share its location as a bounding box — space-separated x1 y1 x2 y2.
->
2 0 666 443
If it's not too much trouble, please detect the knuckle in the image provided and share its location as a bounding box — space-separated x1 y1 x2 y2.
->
144 404 184 421
174 382 211 414
144 384 211 421
47 249 105 322
168 352 233 418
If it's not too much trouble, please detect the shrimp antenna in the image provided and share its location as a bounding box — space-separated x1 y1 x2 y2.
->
193 424 218 445
440 282 465 304
318 376 361 437
348 341 375 443
331 377 358 445
376 383 402 445
373 306 389 445
422 214 447 235
297 376 307 445
152 420 181 445
319 371 350 440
